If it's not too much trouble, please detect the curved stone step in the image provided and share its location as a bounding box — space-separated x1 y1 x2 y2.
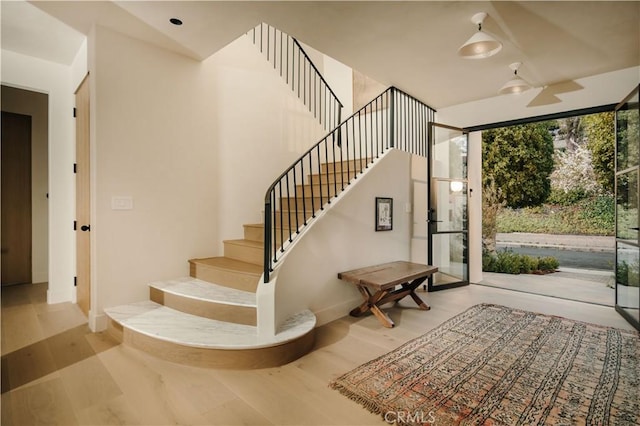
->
149 277 257 325
104 302 316 369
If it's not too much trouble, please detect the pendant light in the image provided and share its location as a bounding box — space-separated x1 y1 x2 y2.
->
458 12 502 59
498 62 532 95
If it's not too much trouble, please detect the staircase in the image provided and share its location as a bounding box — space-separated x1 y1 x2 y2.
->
104 160 360 369
104 221 315 370
103 23 437 369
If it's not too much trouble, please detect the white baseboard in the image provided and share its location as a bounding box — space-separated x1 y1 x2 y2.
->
313 296 361 326
89 311 108 332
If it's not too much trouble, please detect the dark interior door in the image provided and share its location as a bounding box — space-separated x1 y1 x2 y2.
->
1 111 32 286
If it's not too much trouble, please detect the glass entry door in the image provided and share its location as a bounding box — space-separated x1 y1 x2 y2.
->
615 85 640 331
427 123 469 291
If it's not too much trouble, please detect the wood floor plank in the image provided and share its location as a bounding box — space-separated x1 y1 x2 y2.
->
212 368 335 425
203 398 274 425
75 394 141 426
7 377 79 426
58 356 123 413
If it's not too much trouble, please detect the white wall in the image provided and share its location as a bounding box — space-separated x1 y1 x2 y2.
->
1 49 76 303
88 26 339 330
90 26 219 327
269 149 412 327
212 35 328 244
299 40 354 117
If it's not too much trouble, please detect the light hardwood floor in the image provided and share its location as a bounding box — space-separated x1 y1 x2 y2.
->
1 281 635 425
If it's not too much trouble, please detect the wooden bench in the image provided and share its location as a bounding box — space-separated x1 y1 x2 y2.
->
337 261 438 328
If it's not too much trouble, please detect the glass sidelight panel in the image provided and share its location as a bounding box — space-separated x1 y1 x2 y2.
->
615 84 640 331
428 123 469 291
616 169 638 242
432 232 468 286
616 242 640 324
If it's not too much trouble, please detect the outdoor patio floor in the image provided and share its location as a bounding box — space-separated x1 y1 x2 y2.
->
479 267 614 306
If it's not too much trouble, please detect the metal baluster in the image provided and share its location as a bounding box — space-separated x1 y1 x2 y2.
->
332 131 337 201
300 159 307 225
309 153 316 217
273 26 277 69
339 123 345 191
316 145 323 209
358 111 363 171
324 133 330 204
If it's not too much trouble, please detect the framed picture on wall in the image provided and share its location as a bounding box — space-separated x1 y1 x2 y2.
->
375 197 393 231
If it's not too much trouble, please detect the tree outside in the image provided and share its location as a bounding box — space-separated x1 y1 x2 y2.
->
481 112 615 274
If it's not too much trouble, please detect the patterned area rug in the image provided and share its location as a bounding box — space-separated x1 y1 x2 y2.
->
330 304 639 425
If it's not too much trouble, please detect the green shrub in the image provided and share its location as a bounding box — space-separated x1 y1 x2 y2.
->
547 188 589 206
537 256 560 271
482 249 559 274
579 195 614 230
497 194 614 236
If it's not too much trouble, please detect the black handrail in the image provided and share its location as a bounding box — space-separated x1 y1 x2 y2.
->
249 23 343 131
264 87 436 282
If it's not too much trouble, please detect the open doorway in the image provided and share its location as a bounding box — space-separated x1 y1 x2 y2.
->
478 110 615 306
1 85 49 288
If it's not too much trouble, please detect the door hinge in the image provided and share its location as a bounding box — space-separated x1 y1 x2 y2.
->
73 163 77 174
73 107 77 118
74 220 77 231
74 276 77 287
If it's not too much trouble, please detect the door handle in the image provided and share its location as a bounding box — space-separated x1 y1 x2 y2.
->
80 225 91 232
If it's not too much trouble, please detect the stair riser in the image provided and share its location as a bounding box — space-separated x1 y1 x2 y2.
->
296 184 339 198
279 197 329 211
270 211 313 228
320 158 371 174
244 225 287 246
119 327 316 369
308 171 359 184
224 241 263 265
190 263 259 293
149 287 257 326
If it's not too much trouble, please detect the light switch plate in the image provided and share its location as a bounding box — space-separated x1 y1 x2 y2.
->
112 196 133 210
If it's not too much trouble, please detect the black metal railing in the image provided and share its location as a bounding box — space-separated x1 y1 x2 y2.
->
249 23 343 131
263 87 436 281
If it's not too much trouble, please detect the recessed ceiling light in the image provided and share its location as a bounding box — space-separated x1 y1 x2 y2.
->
169 18 183 26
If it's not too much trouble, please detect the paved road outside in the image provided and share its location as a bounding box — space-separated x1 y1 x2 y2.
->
480 233 615 306
496 246 614 270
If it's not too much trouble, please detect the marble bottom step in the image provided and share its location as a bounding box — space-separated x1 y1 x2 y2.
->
149 277 256 307
104 302 316 369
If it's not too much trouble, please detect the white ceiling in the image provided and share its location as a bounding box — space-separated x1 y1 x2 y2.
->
3 1 639 109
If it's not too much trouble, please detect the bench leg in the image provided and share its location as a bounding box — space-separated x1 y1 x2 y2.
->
349 286 395 327
370 304 395 328
409 291 430 311
350 286 373 317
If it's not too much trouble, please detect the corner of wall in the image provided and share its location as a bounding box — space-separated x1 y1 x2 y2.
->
89 310 108 332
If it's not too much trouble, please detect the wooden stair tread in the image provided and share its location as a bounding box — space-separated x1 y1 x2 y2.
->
105 301 315 350
189 257 262 275
149 277 256 307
